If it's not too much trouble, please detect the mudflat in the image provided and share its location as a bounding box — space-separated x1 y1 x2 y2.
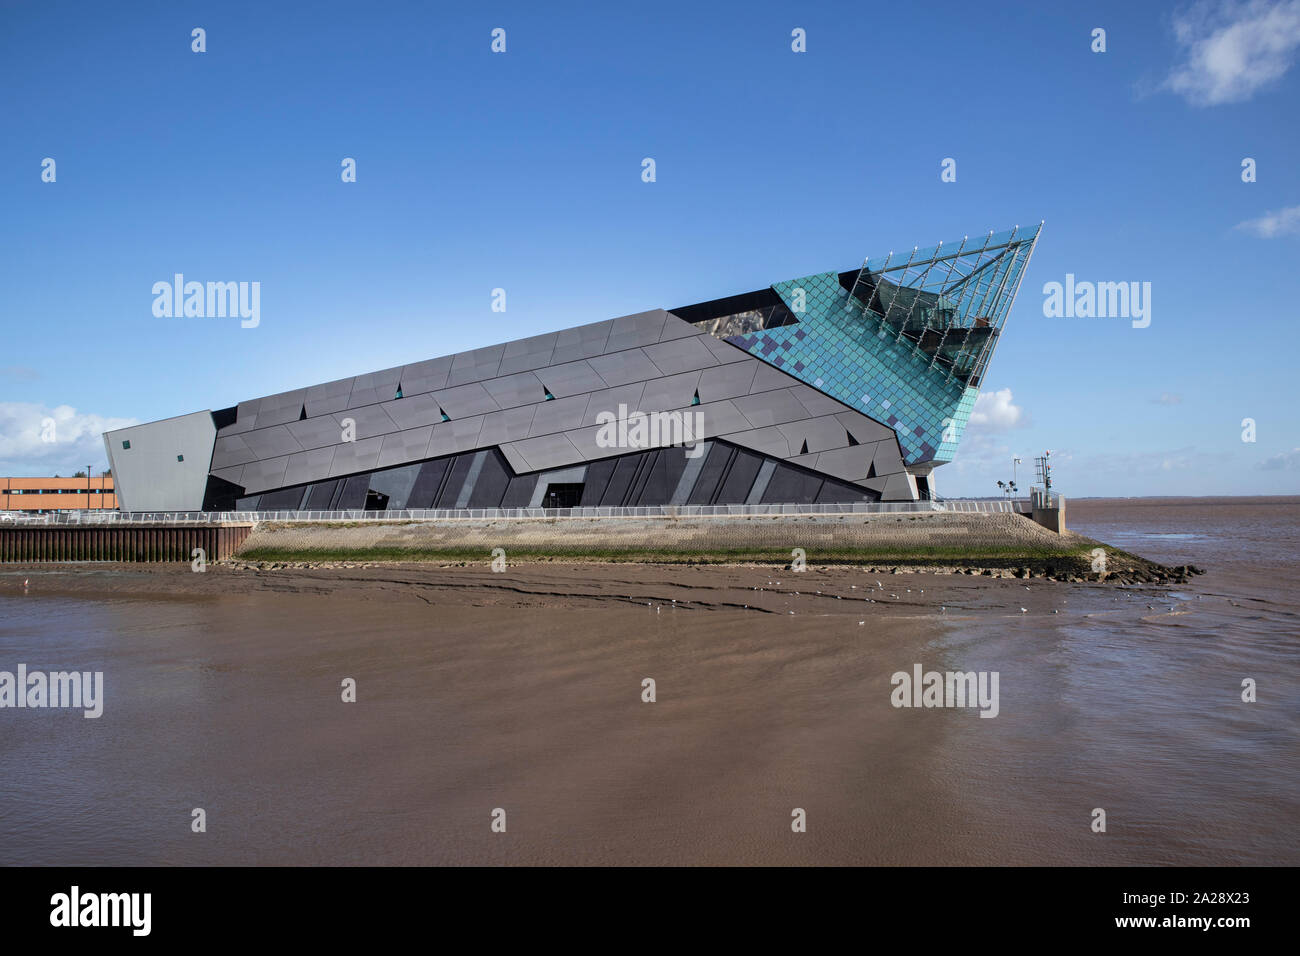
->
4 553 1293 866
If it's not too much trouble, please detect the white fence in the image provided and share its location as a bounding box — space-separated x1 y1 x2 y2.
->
0 498 1028 525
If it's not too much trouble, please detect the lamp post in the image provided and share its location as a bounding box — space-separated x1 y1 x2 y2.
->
1013 457 1021 487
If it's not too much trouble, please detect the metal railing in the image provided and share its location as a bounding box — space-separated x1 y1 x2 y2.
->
0 498 1029 525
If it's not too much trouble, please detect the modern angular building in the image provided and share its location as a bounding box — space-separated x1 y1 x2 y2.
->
104 225 1040 513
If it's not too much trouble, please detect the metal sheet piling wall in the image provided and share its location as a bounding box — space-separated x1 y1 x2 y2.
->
0 524 253 563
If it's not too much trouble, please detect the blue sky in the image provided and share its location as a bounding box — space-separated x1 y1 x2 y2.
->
1 0 1297 496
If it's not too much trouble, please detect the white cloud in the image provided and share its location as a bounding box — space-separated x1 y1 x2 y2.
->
1164 0 1300 105
1257 447 1300 469
1153 392 1184 405
967 388 1025 431
0 402 137 474
1234 204 1300 237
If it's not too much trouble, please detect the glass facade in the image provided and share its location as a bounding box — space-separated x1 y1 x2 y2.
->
718 225 1039 464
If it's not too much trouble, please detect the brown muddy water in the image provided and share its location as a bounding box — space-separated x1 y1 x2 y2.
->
0 497 1296 865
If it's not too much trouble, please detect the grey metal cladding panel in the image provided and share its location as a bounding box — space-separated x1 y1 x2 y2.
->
694 399 751 438
586 349 663 388
732 388 811 429
496 332 557 376
347 386 399 409
327 436 384 478
241 424 305 460
871 442 908 477
351 366 402 391
698 334 755 365
657 312 706 342
503 330 558 358
723 426 792 459
331 405 399 441
351 369 400 390
788 451 823 470
446 344 504 386
788 384 853 417
376 426 435 468
220 402 260 436
211 464 247 487
431 382 500 418
696 360 758 403
254 402 307 428
738 390 816 431
304 391 353 417
282 445 339 487
581 382 645 426
426 415 486 457
447 364 505 388
860 476 889 494
563 423 614 462
307 376 353 398
496 350 557 376
810 443 877 482
749 361 804 393
210 434 257 470
477 404 539 446
642 335 719 376
497 443 532 475
638 371 702 413
536 360 606 398
240 455 291 494
217 414 257 437
399 357 453 393
257 387 308 411
247 388 306 426
605 310 668 351
286 413 348 450
381 393 447 431
553 319 612 348
777 415 850 455
549 341 613 365
549 321 613 364
528 394 589 436
480 370 546 409
833 410 896 444
881 473 915 501
509 432 584 472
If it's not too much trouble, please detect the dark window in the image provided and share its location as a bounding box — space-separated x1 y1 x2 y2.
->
121 440 131 450
364 489 390 511
177 454 184 462
543 483 584 508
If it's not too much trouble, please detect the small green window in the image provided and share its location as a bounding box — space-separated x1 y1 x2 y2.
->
121 440 131 450
177 454 184 462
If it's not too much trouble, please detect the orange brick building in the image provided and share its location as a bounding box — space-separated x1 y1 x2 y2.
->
0 476 117 512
